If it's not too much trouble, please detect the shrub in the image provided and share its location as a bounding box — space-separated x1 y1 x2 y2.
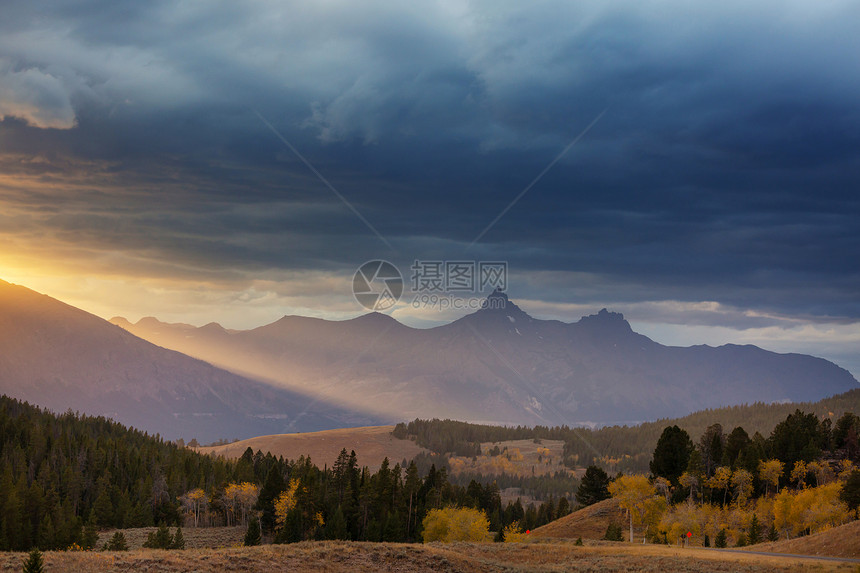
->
421 508 490 543
603 522 624 541
714 528 727 548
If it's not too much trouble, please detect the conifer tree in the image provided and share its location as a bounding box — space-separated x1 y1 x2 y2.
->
256 466 286 534
104 531 129 551
22 549 44 573
748 514 761 545
244 518 262 546
576 466 610 506
81 516 99 550
325 506 348 540
171 527 185 549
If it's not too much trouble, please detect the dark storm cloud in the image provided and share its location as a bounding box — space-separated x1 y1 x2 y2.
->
1 0 859 326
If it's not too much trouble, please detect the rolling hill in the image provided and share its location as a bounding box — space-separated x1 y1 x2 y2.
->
531 498 630 540
113 290 858 427
0 279 379 442
196 425 427 472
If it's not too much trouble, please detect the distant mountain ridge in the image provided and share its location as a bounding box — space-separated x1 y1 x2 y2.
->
112 291 858 426
0 279 379 441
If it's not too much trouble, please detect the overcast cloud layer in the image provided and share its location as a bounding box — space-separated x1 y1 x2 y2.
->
1 0 858 378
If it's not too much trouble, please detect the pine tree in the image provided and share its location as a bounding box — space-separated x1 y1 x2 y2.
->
22 549 44 573
171 527 185 549
767 524 779 542
143 524 173 549
748 514 761 545
556 497 571 518
703 534 710 547
103 531 129 551
325 506 348 540
81 516 99 550
650 426 694 486
576 466 611 506
244 518 262 546
256 466 286 534
714 528 727 548
92 485 114 527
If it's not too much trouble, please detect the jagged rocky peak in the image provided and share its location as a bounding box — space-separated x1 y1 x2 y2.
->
577 308 633 332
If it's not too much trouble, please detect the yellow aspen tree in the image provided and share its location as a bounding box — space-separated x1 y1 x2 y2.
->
609 475 666 543
678 472 698 503
709 466 732 506
502 521 529 543
758 459 784 496
790 461 808 489
653 477 671 502
772 489 794 539
274 478 301 530
836 460 855 479
731 469 753 507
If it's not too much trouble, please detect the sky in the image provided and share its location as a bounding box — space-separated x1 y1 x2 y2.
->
1 0 858 379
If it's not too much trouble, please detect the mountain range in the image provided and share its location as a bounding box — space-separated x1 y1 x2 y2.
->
0 279 377 442
112 290 858 427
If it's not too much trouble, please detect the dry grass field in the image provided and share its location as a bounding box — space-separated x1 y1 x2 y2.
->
196 426 427 471
742 519 860 559
2 539 857 573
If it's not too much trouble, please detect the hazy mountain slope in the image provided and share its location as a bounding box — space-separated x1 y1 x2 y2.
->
113 291 858 426
0 280 379 441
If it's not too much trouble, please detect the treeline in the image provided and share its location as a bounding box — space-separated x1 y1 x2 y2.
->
608 408 860 546
0 394 238 551
0 394 571 552
212 448 571 543
407 452 576 501
394 388 860 474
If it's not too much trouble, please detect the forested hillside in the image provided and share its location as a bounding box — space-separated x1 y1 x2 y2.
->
395 389 860 473
0 395 237 551
0 395 569 551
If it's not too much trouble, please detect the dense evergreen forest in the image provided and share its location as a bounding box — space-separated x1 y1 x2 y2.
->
395 388 860 474
0 395 236 550
0 395 569 551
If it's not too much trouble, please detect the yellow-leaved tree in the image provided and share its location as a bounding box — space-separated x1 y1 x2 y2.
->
790 461 808 490
731 469 754 507
608 475 666 542
659 502 701 545
223 482 259 527
758 459 784 497
773 483 850 538
502 520 529 543
421 507 491 543
274 478 301 530
709 466 732 505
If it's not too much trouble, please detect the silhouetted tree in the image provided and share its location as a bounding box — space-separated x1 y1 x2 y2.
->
576 466 611 506
651 426 693 486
